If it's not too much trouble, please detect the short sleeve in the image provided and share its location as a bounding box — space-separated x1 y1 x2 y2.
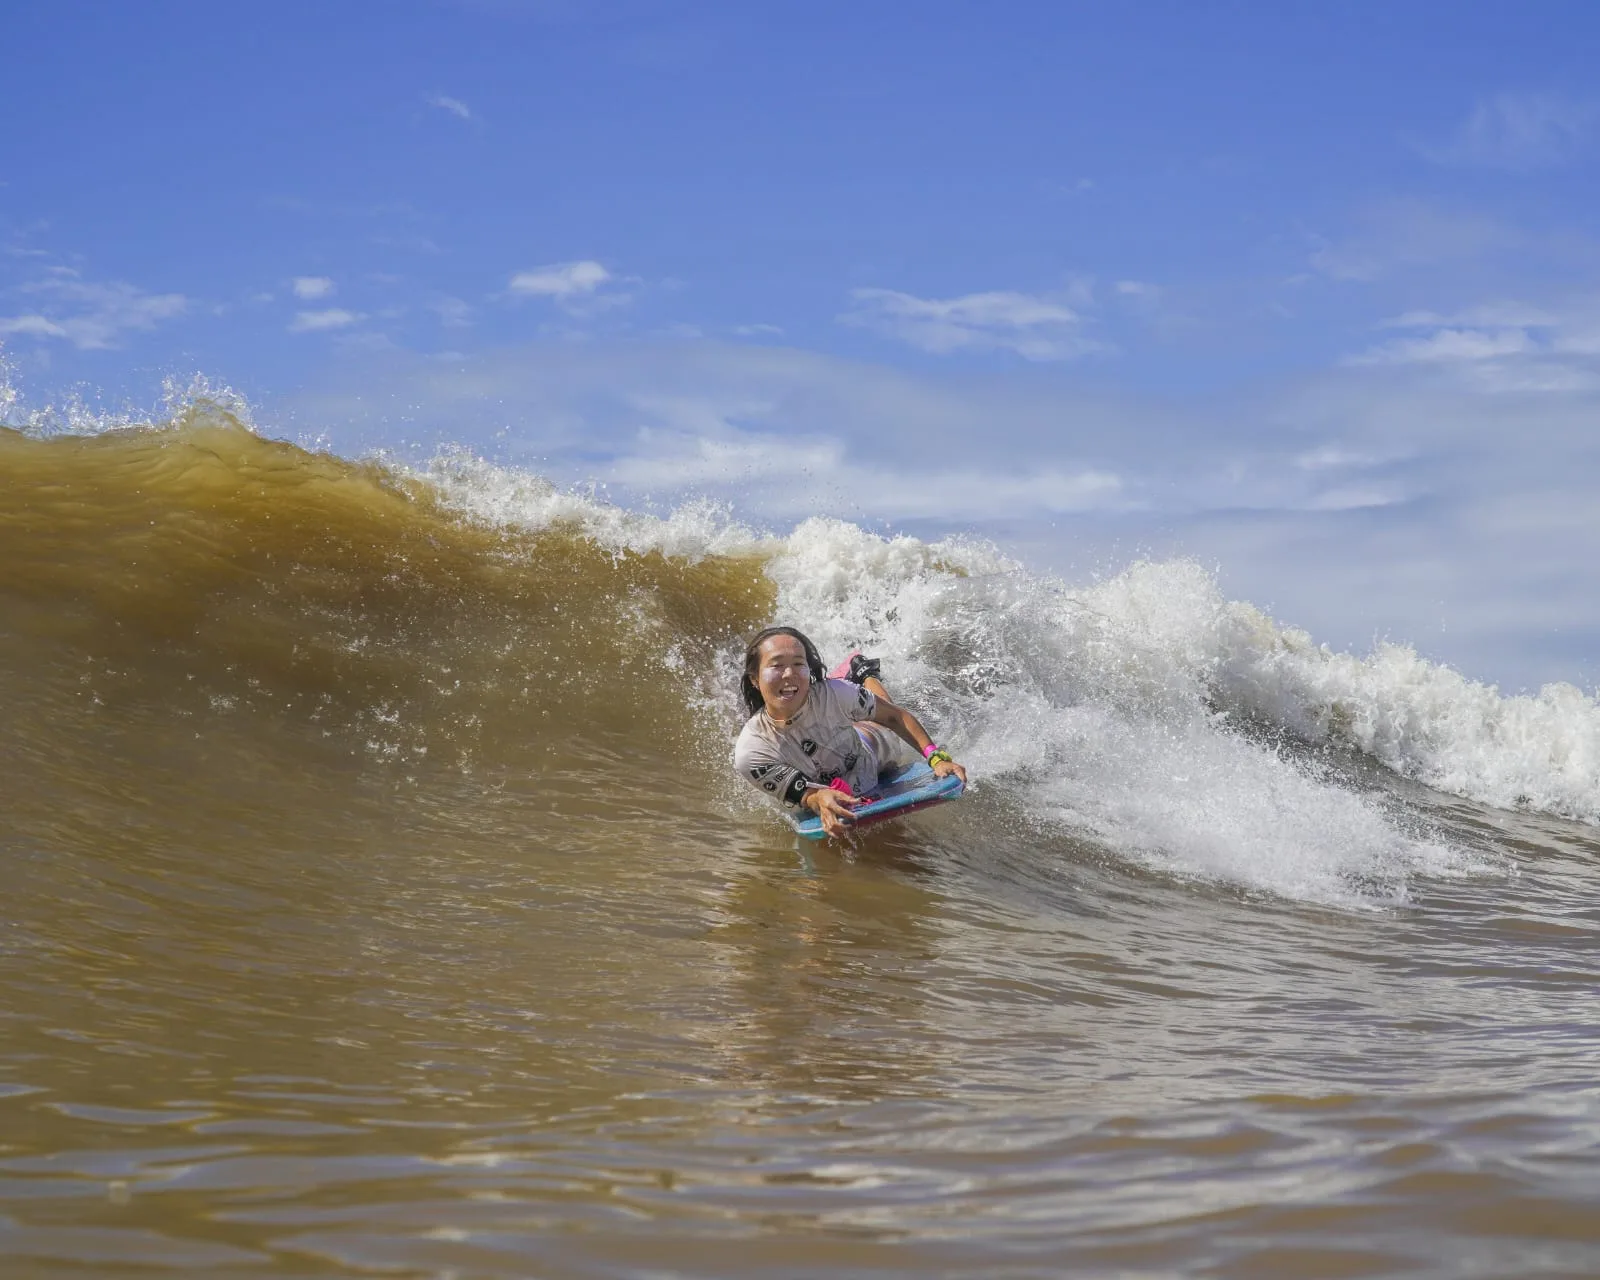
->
828 677 876 723
733 726 812 807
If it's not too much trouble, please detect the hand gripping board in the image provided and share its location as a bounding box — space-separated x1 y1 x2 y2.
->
792 759 964 841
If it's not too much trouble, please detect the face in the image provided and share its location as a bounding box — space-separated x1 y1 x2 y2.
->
754 635 812 719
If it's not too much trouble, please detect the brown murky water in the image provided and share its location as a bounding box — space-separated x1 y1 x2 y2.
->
4 419 1600 1277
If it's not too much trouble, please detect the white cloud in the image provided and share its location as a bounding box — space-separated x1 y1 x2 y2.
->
431 297 473 329
508 260 611 299
1348 328 1534 366
289 308 361 333
292 276 334 300
1345 296 1600 385
1295 446 1390 472
841 286 1103 360
1 272 187 349
1308 201 1513 283
0 315 68 339
1552 324 1600 357
1422 92 1597 171
609 431 1123 519
1306 484 1409 511
427 94 473 121
1380 303 1558 330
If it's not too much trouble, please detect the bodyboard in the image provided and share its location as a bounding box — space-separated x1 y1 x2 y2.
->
792 759 964 841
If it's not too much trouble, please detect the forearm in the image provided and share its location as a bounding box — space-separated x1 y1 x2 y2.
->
876 702 935 754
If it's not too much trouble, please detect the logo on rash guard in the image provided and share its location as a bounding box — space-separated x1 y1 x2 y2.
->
782 774 808 805
800 739 817 756
763 780 777 792
843 752 858 771
858 688 868 708
750 764 774 780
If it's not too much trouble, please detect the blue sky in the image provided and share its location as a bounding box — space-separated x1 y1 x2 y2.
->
6 1 1600 690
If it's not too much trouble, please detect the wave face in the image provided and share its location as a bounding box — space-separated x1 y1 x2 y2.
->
6 407 1598 907
0 412 773 862
11 406 1600 1276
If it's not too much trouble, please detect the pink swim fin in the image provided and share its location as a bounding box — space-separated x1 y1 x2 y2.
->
827 650 862 681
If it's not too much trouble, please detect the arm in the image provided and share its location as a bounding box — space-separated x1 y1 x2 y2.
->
869 697 968 785
735 736 863 838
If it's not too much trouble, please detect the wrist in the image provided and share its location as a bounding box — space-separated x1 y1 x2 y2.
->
921 742 939 759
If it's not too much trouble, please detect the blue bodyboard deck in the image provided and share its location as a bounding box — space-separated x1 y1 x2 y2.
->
792 759 964 841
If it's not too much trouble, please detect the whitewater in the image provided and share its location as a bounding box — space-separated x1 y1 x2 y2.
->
417 438 1600 906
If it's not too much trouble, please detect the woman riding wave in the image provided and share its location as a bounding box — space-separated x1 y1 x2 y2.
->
734 626 968 838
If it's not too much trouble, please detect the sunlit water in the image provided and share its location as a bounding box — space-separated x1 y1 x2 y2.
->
3 414 1600 1277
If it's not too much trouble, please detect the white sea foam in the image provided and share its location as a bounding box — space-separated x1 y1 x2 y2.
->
0 366 252 438
402 456 1598 902
759 521 1479 906
409 447 776 563
764 521 1600 833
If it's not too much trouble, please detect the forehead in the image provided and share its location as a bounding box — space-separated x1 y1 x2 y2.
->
758 634 806 661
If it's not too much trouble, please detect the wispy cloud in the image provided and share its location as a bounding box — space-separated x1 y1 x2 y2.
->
0 271 187 349
292 276 334 300
508 260 611 299
1340 297 1600 394
427 94 473 121
505 260 631 315
1115 280 1159 300
1308 201 1513 283
607 430 1124 519
289 308 362 333
1421 92 1597 171
431 296 473 328
1348 328 1535 366
0 315 69 340
840 286 1103 360
1378 303 1560 330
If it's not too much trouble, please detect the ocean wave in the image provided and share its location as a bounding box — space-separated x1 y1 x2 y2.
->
3 398 1588 904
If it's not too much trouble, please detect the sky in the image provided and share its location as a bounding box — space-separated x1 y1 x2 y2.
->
4 0 1600 691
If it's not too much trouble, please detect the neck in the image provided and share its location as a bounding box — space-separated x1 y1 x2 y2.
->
762 691 809 725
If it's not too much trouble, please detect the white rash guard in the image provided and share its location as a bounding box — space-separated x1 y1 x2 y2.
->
734 677 918 807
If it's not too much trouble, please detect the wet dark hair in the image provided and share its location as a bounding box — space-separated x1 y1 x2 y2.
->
740 626 826 717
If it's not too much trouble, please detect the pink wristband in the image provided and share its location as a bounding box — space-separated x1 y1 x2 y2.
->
921 743 939 760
